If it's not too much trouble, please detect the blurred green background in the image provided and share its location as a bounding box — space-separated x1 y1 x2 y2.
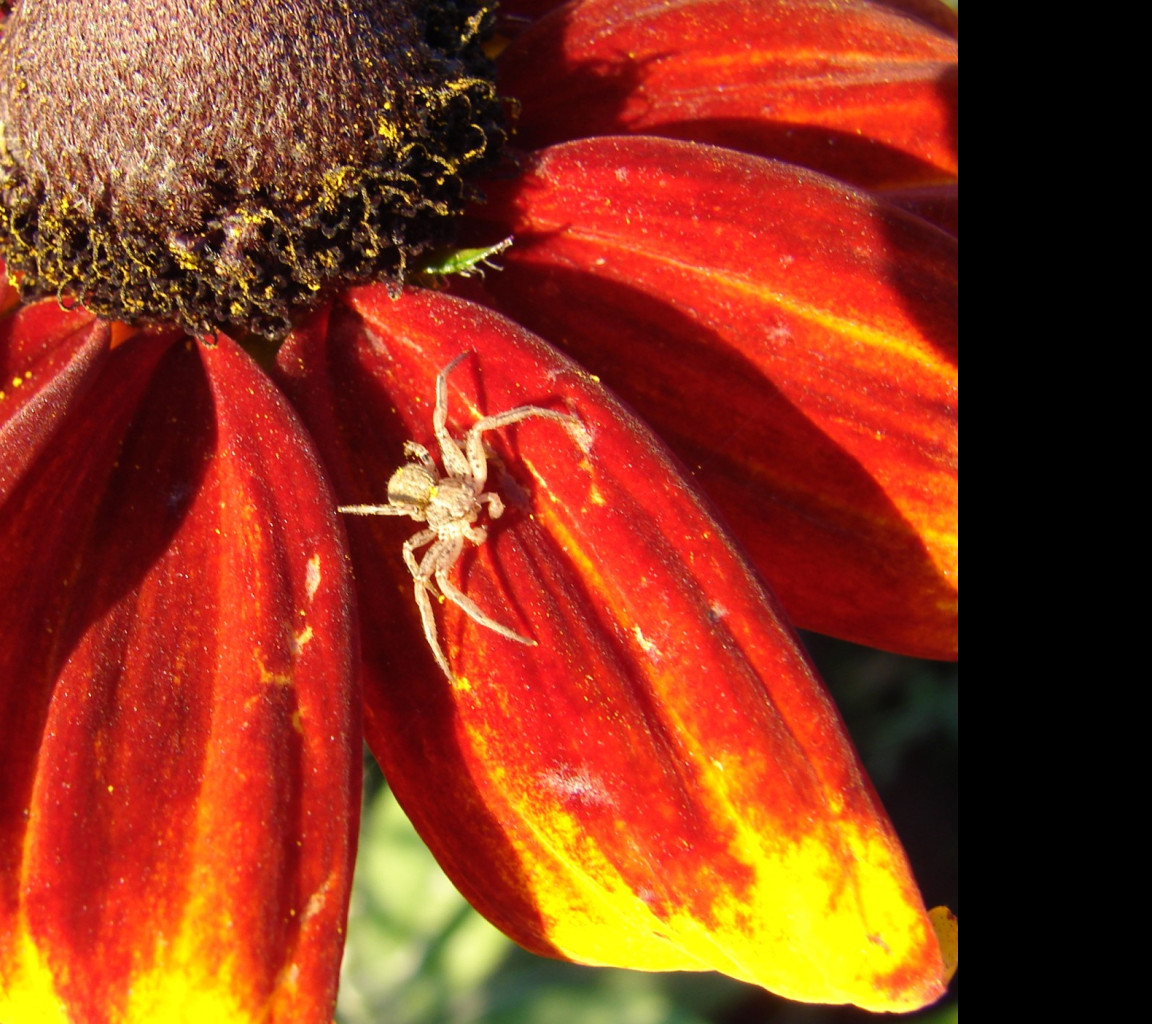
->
336 636 957 1024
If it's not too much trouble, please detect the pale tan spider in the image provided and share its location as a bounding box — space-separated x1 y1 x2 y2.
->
339 353 590 677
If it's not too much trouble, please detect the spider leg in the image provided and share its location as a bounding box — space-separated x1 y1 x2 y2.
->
472 406 589 439
478 491 504 520
461 522 488 547
403 528 440 581
338 503 416 516
413 576 452 678
464 407 589 489
435 354 473 480
413 534 465 677
435 567 537 647
435 353 470 437
403 441 437 473
440 436 471 481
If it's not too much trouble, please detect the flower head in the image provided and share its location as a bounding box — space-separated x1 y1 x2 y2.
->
0 1 957 1020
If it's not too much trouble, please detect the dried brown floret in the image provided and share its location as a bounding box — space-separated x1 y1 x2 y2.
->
0 0 504 338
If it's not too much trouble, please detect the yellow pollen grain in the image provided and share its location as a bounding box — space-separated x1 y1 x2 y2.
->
376 117 402 144
292 625 314 656
584 476 607 507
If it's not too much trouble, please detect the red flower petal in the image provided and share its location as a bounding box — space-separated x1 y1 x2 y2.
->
466 136 958 658
499 0 958 190
0 319 359 1021
0 300 107 500
276 287 948 1011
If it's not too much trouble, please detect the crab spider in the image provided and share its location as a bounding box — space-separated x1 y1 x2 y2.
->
339 352 589 677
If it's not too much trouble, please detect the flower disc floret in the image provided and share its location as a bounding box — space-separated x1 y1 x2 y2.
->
0 0 504 338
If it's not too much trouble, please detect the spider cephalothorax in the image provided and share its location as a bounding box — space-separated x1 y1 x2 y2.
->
340 353 590 677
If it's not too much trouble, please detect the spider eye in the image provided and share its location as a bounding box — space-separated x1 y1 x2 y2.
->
387 464 437 507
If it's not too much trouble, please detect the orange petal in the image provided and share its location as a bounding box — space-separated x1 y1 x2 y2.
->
466 136 958 658
499 0 958 189
0 323 359 1022
277 287 949 1011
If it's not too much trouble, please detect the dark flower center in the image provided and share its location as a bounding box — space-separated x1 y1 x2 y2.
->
0 0 504 338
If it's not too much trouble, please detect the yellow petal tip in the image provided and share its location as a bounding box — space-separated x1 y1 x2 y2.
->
929 906 959 983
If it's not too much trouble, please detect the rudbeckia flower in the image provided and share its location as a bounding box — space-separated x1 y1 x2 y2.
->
0 0 957 1021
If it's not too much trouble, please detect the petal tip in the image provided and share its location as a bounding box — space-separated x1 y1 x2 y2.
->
929 905 959 984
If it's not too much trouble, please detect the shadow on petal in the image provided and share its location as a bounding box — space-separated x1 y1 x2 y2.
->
499 0 958 189
464 136 958 657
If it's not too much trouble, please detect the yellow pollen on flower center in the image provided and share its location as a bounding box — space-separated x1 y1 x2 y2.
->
0 0 505 338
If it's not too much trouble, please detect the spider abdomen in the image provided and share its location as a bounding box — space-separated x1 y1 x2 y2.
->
386 464 438 512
